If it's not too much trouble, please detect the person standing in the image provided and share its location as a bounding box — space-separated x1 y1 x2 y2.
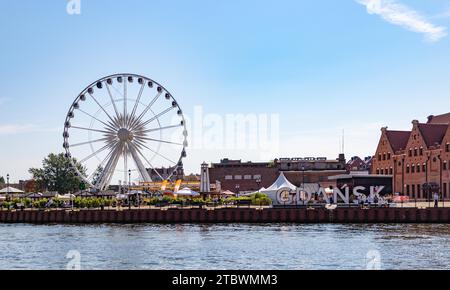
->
433 192 439 208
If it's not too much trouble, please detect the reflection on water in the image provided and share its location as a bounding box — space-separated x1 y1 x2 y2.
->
0 223 449 269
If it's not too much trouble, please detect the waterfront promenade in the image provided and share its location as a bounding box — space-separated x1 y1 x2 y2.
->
1 206 450 224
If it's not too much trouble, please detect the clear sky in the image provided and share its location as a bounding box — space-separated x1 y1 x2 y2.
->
1 0 450 182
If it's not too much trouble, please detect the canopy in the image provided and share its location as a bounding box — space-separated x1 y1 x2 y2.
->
0 186 24 193
263 172 296 192
176 187 200 197
0 196 6 201
220 190 236 196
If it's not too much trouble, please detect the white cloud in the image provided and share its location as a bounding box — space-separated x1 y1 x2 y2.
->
0 124 59 136
357 0 447 42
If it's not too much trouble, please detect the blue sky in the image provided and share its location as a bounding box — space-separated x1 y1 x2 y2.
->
1 0 450 182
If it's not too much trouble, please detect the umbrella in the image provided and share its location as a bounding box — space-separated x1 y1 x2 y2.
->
220 190 236 196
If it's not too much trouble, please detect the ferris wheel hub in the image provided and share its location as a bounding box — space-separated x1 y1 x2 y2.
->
117 128 133 142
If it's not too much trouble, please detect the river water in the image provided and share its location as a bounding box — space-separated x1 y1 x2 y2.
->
0 223 449 270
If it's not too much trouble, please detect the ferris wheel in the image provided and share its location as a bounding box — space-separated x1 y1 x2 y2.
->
63 73 188 190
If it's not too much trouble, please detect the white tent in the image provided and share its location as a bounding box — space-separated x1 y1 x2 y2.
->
261 172 297 205
262 172 296 192
176 187 200 197
0 186 24 194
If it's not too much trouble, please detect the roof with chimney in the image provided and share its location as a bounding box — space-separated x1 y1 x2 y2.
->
417 123 448 147
427 113 450 125
385 130 411 152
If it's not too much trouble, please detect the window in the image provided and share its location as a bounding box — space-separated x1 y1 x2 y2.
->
406 185 410 196
423 163 426 172
412 184 415 197
225 175 233 180
376 169 380 175
419 147 423 156
444 162 448 171
234 175 242 180
387 152 391 160
409 149 412 157
416 164 421 173
412 165 415 173
378 154 382 161
444 183 447 199
406 165 410 174
383 153 386 161
244 175 252 180
253 175 262 180
414 148 418 156
417 184 421 198
389 167 393 175
447 143 450 152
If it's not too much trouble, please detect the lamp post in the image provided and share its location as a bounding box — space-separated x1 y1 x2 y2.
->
128 169 131 209
235 184 240 197
6 174 10 201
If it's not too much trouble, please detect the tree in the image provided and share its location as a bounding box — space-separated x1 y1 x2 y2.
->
29 153 87 194
0 176 5 185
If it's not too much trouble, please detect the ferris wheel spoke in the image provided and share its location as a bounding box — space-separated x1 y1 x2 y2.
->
140 136 184 146
87 143 117 182
71 126 114 135
131 143 165 181
79 143 113 164
140 106 175 128
133 138 178 165
88 92 119 127
70 137 110 148
129 83 146 127
106 83 121 120
123 80 127 126
141 123 183 134
77 108 117 132
130 91 162 130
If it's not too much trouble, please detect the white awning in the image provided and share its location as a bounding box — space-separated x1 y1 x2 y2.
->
0 186 24 193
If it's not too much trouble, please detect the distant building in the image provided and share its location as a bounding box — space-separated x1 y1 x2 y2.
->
148 162 184 182
346 156 373 172
372 112 450 199
208 154 347 192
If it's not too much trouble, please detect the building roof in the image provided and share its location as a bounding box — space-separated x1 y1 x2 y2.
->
385 130 411 152
417 123 448 147
427 113 450 125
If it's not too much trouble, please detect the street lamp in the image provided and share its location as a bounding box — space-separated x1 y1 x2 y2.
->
128 169 132 209
235 184 240 197
6 174 10 200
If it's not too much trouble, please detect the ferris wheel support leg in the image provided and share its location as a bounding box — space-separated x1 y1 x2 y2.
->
129 144 152 182
96 145 122 191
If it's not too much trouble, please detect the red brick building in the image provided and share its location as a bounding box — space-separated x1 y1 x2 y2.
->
372 113 450 199
208 155 347 192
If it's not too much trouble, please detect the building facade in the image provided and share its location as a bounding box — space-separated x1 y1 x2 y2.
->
372 113 450 199
208 155 347 192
